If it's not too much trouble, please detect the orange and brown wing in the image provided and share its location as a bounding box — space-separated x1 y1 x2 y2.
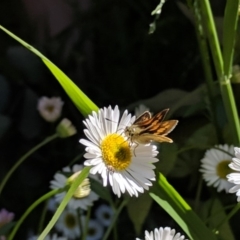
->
135 109 169 128
140 120 178 135
133 111 151 125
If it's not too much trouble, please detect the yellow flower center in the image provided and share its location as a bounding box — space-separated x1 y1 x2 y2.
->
216 160 233 179
64 212 77 229
101 133 132 171
67 171 91 198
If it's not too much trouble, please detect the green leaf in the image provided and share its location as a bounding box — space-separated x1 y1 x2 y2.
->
0 25 98 117
199 198 235 240
38 166 91 240
156 142 178 176
186 123 217 147
150 173 217 240
127 192 153 235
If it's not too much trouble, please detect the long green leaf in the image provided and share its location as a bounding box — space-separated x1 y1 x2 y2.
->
150 173 217 240
38 166 91 239
0 25 98 117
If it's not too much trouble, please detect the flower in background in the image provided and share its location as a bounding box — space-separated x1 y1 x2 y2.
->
79 106 158 197
227 147 240 201
37 96 64 122
50 164 99 210
55 207 81 239
56 118 77 138
135 104 150 117
28 233 67 240
0 208 14 240
136 227 186 240
86 219 104 240
0 208 14 228
47 197 58 212
200 144 235 193
95 204 113 227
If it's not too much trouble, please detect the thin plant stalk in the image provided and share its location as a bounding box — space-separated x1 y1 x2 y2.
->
0 133 59 196
199 0 240 145
192 0 222 142
37 200 48 234
8 188 63 240
102 198 129 240
81 206 91 240
211 203 240 231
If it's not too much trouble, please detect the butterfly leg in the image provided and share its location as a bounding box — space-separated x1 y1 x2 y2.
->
133 143 139 157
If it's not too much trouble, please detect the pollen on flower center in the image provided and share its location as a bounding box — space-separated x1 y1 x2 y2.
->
101 133 132 171
217 160 232 179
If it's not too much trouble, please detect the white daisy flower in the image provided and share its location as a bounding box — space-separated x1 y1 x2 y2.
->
37 96 64 122
86 219 104 240
200 144 235 192
227 147 240 201
55 207 80 239
28 233 67 240
136 227 187 240
95 204 113 227
135 104 150 117
79 106 159 197
50 164 99 210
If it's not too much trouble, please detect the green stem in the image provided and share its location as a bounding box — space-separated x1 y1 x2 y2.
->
77 209 84 240
82 206 91 240
8 188 63 240
199 0 240 145
37 200 48 234
194 177 203 212
38 166 91 240
192 0 222 142
102 199 128 240
0 134 59 196
213 203 240 233
199 0 224 78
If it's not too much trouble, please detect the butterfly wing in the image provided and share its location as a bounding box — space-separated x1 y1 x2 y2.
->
133 133 174 144
134 109 169 129
133 111 151 125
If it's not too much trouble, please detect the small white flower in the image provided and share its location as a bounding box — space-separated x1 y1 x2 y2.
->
37 96 64 122
79 106 159 197
136 227 187 240
50 164 99 210
227 147 240 201
55 207 80 239
200 144 235 193
95 204 113 227
135 104 150 117
28 233 67 240
86 219 104 240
